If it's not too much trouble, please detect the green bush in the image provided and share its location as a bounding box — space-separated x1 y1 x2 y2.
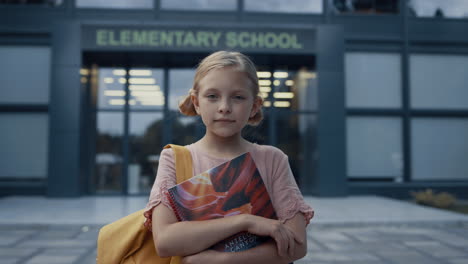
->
410 189 457 209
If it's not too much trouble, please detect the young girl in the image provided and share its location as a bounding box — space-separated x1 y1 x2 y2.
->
144 51 313 263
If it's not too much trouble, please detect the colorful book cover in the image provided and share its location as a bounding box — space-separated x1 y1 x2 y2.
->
166 152 277 252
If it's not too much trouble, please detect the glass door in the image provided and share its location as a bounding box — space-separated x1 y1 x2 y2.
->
93 67 165 194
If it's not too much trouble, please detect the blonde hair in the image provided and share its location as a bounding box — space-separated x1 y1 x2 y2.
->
178 50 263 126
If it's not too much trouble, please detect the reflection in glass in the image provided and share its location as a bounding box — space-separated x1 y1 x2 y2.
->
346 52 402 108
171 114 203 146
95 112 124 193
276 113 317 188
169 69 195 111
0 114 48 179
129 68 165 110
76 0 153 9
331 0 399 14
0 46 51 104
161 0 236 11
257 69 317 111
347 117 403 180
245 0 323 13
410 54 468 110
0 0 62 6
408 0 468 19
97 68 165 110
411 118 468 181
97 68 125 110
129 113 164 194
242 110 270 145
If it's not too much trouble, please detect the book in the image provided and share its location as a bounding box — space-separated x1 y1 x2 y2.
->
166 152 277 252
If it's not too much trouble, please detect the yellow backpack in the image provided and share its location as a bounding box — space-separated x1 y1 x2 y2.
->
97 144 193 264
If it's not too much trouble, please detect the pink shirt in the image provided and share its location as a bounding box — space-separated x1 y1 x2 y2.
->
144 143 314 230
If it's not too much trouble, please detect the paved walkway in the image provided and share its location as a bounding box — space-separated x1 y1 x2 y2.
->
0 195 467 264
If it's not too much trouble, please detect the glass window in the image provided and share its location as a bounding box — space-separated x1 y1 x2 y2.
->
408 0 468 19
94 112 124 193
257 68 318 111
0 46 51 104
97 68 165 110
171 114 204 146
0 114 48 179
76 0 153 9
0 0 62 6
277 113 317 187
169 69 195 111
161 0 237 11
410 54 468 110
411 118 468 181
97 68 125 110
347 117 403 180
129 68 165 110
331 0 399 14
128 113 164 194
242 111 270 145
346 52 402 108
245 0 323 13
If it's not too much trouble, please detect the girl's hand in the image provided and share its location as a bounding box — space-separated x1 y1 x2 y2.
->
181 250 223 264
244 215 304 257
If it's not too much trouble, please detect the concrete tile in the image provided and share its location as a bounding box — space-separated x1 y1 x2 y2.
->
0 258 21 264
24 255 79 264
0 236 25 246
17 239 96 248
447 258 468 264
0 248 39 257
310 252 380 262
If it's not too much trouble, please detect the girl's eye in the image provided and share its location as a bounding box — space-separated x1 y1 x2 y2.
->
206 94 218 99
234 95 246 100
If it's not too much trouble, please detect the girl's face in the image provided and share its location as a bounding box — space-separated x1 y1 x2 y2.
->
192 67 261 140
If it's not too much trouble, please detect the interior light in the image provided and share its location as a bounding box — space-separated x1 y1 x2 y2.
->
274 101 291 108
259 86 271 93
263 101 271 107
109 99 125 105
129 85 160 91
273 72 288 78
259 80 272 86
257 71 272 78
285 80 294 86
80 69 89 75
300 72 316 79
104 78 114 84
113 69 126 76
131 91 163 97
104 90 126 96
273 80 281 86
273 92 294 99
129 99 136 105
129 78 156 85
118 78 126 84
129 70 152 76
80 77 87 84
259 92 269 99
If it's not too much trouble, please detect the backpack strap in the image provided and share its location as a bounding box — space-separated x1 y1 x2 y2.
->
164 144 193 184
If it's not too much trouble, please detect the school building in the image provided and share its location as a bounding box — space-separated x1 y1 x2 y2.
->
1 0 467 198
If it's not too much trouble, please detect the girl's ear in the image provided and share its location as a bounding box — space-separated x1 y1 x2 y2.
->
191 94 200 115
250 96 263 118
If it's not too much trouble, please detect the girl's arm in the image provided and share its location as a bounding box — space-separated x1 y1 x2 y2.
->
183 213 308 264
152 203 301 258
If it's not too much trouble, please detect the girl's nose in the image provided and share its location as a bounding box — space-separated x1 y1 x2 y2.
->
218 99 232 113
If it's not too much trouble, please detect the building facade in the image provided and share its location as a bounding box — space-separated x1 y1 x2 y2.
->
1 0 467 198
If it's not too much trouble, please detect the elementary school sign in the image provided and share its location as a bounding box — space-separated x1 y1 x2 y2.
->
82 25 315 53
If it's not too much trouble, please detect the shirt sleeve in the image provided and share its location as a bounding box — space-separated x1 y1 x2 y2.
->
270 150 314 225
143 148 177 231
